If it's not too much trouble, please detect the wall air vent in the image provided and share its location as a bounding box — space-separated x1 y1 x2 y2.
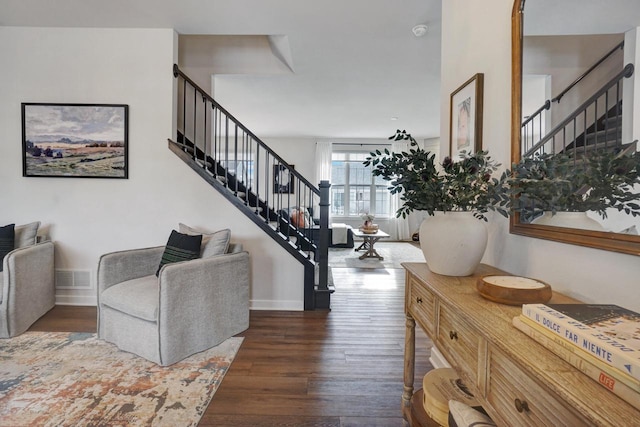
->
55 269 91 289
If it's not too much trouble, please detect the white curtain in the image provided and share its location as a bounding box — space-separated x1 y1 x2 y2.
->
390 141 411 240
315 141 332 184
315 141 333 221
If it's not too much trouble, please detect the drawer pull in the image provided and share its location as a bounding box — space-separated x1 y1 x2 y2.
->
449 330 458 340
416 297 423 304
514 398 529 413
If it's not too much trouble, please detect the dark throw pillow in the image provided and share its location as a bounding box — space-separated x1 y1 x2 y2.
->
156 230 202 276
0 224 16 272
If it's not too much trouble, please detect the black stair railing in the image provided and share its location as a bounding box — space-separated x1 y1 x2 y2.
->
171 64 331 309
522 41 625 155
523 63 634 159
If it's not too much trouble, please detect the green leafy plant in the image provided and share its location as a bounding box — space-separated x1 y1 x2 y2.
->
363 130 508 221
506 147 640 219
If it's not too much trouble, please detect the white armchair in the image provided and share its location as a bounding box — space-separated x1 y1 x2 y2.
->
0 222 55 338
97 241 250 366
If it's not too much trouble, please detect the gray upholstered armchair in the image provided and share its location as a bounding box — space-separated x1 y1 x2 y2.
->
0 222 55 338
97 240 250 366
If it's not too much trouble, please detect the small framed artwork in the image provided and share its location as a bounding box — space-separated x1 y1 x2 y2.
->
273 164 294 193
22 103 129 178
449 73 484 160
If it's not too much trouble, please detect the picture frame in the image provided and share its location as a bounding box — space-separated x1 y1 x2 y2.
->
449 73 484 159
22 103 129 178
273 164 294 193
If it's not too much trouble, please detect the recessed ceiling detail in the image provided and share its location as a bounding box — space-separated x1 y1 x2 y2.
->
179 34 294 75
268 35 294 73
1 0 441 139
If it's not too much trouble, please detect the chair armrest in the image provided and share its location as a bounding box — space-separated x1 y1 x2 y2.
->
3 240 55 296
97 246 164 294
158 251 250 299
2 241 55 336
157 251 250 340
227 243 244 253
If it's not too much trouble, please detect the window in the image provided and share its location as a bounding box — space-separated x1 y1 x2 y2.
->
221 160 253 186
330 152 390 218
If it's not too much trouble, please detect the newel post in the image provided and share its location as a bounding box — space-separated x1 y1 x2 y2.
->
318 180 331 293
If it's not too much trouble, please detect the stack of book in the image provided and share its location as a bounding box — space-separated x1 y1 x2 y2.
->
513 303 640 409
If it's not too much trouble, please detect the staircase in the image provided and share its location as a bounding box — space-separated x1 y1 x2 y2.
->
562 100 625 158
522 63 634 159
170 64 333 310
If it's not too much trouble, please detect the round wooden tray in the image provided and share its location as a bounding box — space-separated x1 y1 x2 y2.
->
422 368 479 426
476 275 552 306
410 389 441 427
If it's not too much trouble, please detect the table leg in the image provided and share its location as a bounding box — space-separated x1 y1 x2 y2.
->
402 314 416 418
355 240 369 251
358 236 383 259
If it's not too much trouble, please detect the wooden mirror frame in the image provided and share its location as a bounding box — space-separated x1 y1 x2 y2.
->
510 0 640 256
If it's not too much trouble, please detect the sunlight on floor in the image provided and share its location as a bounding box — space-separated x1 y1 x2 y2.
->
361 270 400 290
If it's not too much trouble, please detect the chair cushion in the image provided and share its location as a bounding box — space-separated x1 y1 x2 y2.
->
290 209 306 228
178 223 230 258
14 221 40 249
283 207 312 229
100 275 159 322
0 224 15 272
300 207 313 228
156 230 202 276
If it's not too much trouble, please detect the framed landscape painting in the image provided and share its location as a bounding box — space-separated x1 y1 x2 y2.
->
22 103 129 178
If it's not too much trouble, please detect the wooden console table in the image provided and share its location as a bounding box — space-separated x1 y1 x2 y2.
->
402 262 640 426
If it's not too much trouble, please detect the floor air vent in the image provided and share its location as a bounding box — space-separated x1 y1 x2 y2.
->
55 269 91 289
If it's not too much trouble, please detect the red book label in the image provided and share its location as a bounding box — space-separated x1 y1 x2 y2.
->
599 372 616 391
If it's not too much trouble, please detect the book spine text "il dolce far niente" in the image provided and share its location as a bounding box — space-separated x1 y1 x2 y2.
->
522 304 640 381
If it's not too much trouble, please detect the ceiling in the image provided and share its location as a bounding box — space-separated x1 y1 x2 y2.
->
524 0 640 36
0 0 442 140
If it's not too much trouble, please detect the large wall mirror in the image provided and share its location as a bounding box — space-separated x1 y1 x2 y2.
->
511 0 640 255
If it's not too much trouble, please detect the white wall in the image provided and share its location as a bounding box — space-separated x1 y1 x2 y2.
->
524 34 624 129
0 27 304 310
623 27 640 144
441 0 640 311
262 137 317 186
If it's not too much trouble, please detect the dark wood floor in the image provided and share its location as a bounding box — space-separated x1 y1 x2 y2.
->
30 267 433 426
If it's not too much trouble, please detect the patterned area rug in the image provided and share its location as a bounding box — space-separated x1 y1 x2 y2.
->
328 241 425 269
0 332 243 427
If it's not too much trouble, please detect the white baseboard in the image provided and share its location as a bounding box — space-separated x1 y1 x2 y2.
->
430 345 452 369
55 294 97 306
250 299 303 311
54 295 302 310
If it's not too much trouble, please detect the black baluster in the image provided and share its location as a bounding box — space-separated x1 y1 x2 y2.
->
182 79 186 148
203 95 208 170
192 86 197 160
604 90 609 149
234 124 238 196
212 105 217 177
616 81 621 146
264 151 270 223
255 147 260 215
224 115 229 188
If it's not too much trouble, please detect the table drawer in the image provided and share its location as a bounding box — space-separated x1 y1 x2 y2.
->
487 348 590 427
437 303 479 386
407 276 436 336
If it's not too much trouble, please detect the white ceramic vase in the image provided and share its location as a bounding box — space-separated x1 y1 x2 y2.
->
532 211 604 231
419 211 488 276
